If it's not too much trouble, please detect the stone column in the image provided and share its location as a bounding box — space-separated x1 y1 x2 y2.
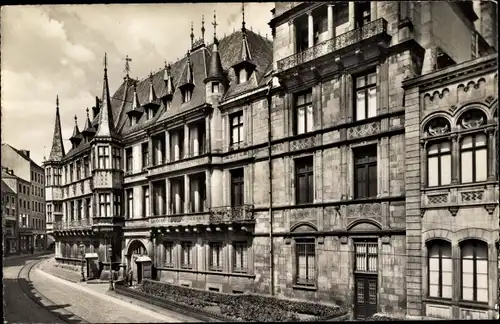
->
166 179 171 215
165 131 171 162
487 129 496 180
205 170 211 211
370 2 377 21
348 2 355 30
288 20 296 55
136 186 143 219
193 177 200 213
148 137 154 167
205 116 211 154
184 124 190 158
174 181 181 214
327 5 334 39
184 175 190 213
450 134 459 185
308 11 314 48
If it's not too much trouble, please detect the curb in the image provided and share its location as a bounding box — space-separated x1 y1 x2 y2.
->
18 258 89 324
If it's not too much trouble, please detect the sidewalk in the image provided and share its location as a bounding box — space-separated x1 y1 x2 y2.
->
3 251 53 261
37 257 83 283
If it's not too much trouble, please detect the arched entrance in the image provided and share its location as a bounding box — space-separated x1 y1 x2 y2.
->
126 240 148 285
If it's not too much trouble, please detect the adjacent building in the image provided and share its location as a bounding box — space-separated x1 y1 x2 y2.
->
45 1 498 320
2 169 19 255
2 144 47 251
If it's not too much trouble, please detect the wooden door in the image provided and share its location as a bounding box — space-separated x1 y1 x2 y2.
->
354 275 378 319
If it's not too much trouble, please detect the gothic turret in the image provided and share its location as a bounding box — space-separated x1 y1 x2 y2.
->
179 50 195 103
232 4 256 84
95 53 115 138
205 11 227 98
47 95 66 162
81 108 96 140
143 73 160 118
163 61 175 99
69 115 83 148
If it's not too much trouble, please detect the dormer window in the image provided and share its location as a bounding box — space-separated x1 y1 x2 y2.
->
212 82 220 93
166 99 172 109
182 87 193 103
147 107 155 120
237 68 248 84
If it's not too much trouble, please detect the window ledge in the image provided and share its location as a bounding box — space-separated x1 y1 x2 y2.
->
423 298 490 310
423 180 498 192
292 284 317 291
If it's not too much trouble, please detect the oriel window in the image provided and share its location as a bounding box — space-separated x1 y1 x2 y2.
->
97 146 110 169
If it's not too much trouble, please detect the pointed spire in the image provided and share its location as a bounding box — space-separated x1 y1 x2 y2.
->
70 115 82 147
95 52 115 138
82 107 95 137
127 80 144 119
205 32 225 84
163 61 175 97
71 115 80 138
241 3 246 33
147 72 158 103
212 10 218 42
124 55 132 79
190 21 195 48
183 51 194 85
48 95 65 161
201 15 205 42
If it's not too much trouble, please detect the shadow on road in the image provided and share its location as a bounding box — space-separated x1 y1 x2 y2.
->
3 276 87 324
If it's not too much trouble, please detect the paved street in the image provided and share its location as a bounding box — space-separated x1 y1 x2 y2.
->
3 256 188 323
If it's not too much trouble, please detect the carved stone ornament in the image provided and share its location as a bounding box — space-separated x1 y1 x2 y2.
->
381 235 390 245
484 204 496 215
317 236 325 245
449 206 459 217
339 236 348 245
460 110 485 129
284 237 291 245
427 118 450 136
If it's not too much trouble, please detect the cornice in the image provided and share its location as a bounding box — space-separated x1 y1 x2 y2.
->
402 54 497 91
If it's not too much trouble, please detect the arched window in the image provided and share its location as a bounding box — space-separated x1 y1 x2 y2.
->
427 240 452 299
461 240 488 303
460 133 487 183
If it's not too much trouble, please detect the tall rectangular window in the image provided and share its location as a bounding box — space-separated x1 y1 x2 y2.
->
354 145 377 199
230 168 244 206
460 134 488 183
428 241 452 299
233 242 248 273
142 186 150 217
47 204 52 223
354 70 377 121
46 168 52 186
141 143 149 169
354 2 371 28
295 156 314 204
212 82 219 93
209 242 223 272
55 168 61 185
355 241 378 273
76 161 81 180
83 157 89 177
164 242 174 268
126 148 133 172
112 148 122 169
113 193 121 217
97 146 109 169
86 198 91 218
69 164 74 182
295 239 316 286
99 194 111 217
427 142 452 187
126 189 133 219
181 242 193 269
230 111 244 148
294 89 313 135
461 241 488 303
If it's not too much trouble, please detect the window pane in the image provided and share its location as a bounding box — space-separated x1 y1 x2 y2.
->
461 151 473 183
232 127 239 144
238 125 244 144
368 164 377 197
429 284 439 297
367 87 377 118
440 142 451 152
297 107 305 134
356 91 366 120
297 94 305 106
368 72 377 85
356 76 365 88
306 105 314 132
461 136 473 149
475 133 487 146
440 154 451 185
442 285 452 299
305 92 312 103
475 148 487 181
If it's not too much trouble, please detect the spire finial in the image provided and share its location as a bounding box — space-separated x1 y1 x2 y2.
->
242 2 246 33
149 71 154 82
212 10 218 41
56 95 59 110
201 15 205 41
103 52 107 71
86 107 89 117
74 115 78 124
123 55 132 78
190 21 194 47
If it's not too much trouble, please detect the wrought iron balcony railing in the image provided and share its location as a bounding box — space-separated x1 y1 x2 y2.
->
277 18 388 72
53 219 92 230
209 204 254 223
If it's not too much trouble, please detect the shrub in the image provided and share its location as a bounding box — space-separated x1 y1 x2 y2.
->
138 279 347 322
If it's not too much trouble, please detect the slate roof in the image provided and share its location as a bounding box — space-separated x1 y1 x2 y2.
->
57 29 273 160
1 179 16 195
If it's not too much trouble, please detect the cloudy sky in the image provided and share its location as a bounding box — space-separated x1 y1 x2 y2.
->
1 3 274 165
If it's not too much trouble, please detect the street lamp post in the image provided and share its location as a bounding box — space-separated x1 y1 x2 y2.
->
108 246 114 291
79 242 85 282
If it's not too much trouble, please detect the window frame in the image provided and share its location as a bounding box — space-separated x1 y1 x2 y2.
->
353 145 378 199
97 146 110 169
294 89 314 135
142 186 150 218
141 142 149 169
125 148 133 172
460 133 488 184
229 111 244 147
295 156 314 204
209 242 224 272
181 242 193 269
230 168 244 207
164 241 174 268
460 240 488 303
353 69 377 121
232 241 248 273
427 240 452 300
295 238 316 287
427 140 452 187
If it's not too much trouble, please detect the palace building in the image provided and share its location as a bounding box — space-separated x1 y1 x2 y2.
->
45 2 498 320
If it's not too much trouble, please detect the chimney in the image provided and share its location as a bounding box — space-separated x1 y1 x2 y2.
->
20 150 30 158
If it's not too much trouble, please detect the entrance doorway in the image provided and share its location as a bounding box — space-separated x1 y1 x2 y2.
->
126 240 148 285
353 240 378 319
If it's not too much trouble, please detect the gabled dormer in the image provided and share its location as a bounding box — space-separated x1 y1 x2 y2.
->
81 108 96 142
92 96 101 127
179 51 195 103
163 61 175 109
69 115 83 149
143 72 160 120
127 81 144 125
232 8 256 85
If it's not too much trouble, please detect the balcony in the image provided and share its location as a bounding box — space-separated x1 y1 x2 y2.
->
150 212 210 228
277 18 389 73
148 154 210 177
209 205 255 224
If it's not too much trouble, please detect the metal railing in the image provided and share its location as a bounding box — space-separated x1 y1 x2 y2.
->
277 18 388 72
53 219 92 230
209 205 254 223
